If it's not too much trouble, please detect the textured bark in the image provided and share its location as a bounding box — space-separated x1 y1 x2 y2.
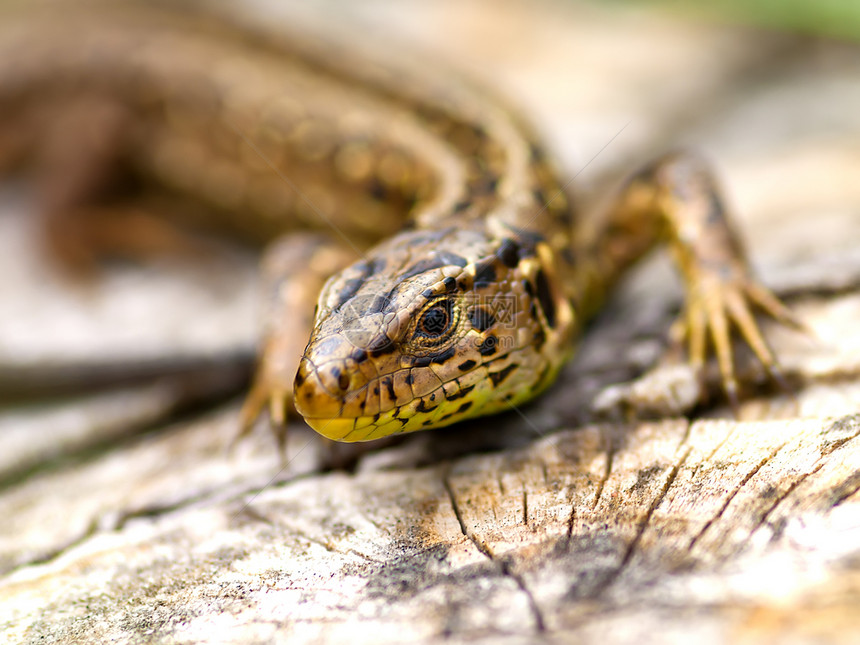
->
3 409 860 643
2 1 860 644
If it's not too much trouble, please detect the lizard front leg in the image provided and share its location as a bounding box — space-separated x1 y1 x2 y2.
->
578 150 805 413
238 233 356 452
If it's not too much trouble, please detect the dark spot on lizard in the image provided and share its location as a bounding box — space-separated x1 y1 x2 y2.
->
349 348 368 364
489 363 517 387
399 261 441 282
505 226 543 256
473 258 497 287
707 193 727 224
535 268 556 328
561 247 576 264
478 336 498 356
497 239 520 268
367 334 395 357
382 376 396 402
366 294 388 314
436 252 468 268
333 278 365 310
330 258 386 311
445 384 476 401
474 175 499 196
529 142 545 162
534 363 552 392
457 359 477 371
413 346 456 367
431 346 457 365
468 306 495 332
331 366 350 391
522 278 535 298
367 177 388 201
416 398 438 414
533 324 546 348
399 253 467 281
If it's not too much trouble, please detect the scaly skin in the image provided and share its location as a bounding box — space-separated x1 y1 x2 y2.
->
0 3 801 445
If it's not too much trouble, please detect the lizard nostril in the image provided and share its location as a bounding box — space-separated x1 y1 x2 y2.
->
330 365 351 392
294 359 310 389
302 358 352 398
293 358 349 421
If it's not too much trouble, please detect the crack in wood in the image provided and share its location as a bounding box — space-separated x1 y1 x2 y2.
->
677 419 693 449
687 445 784 550
360 514 390 535
5 482 233 574
686 422 738 487
442 473 491 559
115 493 220 530
621 447 690 568
565 501 576 541
539 459 549 486
234 504 276 527
522 487 529 527
498 558 547 632
287 525 385 564
751 419 860 537
5 515 101 576
345 548 386 565
442 472 546 633
591 446 691 597
229 469 315 522
590 426 617 512
754 463 825 537
832 474 860 507
819 416 860 456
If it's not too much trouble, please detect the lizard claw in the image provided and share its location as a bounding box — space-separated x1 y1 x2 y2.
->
673 268 802 410
234 370 292 461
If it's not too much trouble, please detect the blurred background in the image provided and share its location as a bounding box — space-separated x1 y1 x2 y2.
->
617 0 860 41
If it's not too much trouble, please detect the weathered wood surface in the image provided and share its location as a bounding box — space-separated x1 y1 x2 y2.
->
2 1 860 643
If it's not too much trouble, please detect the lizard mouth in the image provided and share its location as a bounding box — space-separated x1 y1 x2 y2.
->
293 356 421 442
301 412 411 443
293 354 490 442
292 356 397 442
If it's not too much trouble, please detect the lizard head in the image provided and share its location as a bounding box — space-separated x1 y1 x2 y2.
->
293 228 574 441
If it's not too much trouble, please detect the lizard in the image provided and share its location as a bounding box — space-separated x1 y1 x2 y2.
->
0 2 802 448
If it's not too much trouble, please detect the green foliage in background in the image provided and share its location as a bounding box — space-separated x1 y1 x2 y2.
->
603 0 860 41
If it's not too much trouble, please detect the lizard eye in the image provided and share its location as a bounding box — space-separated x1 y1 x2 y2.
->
414 299 456 343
